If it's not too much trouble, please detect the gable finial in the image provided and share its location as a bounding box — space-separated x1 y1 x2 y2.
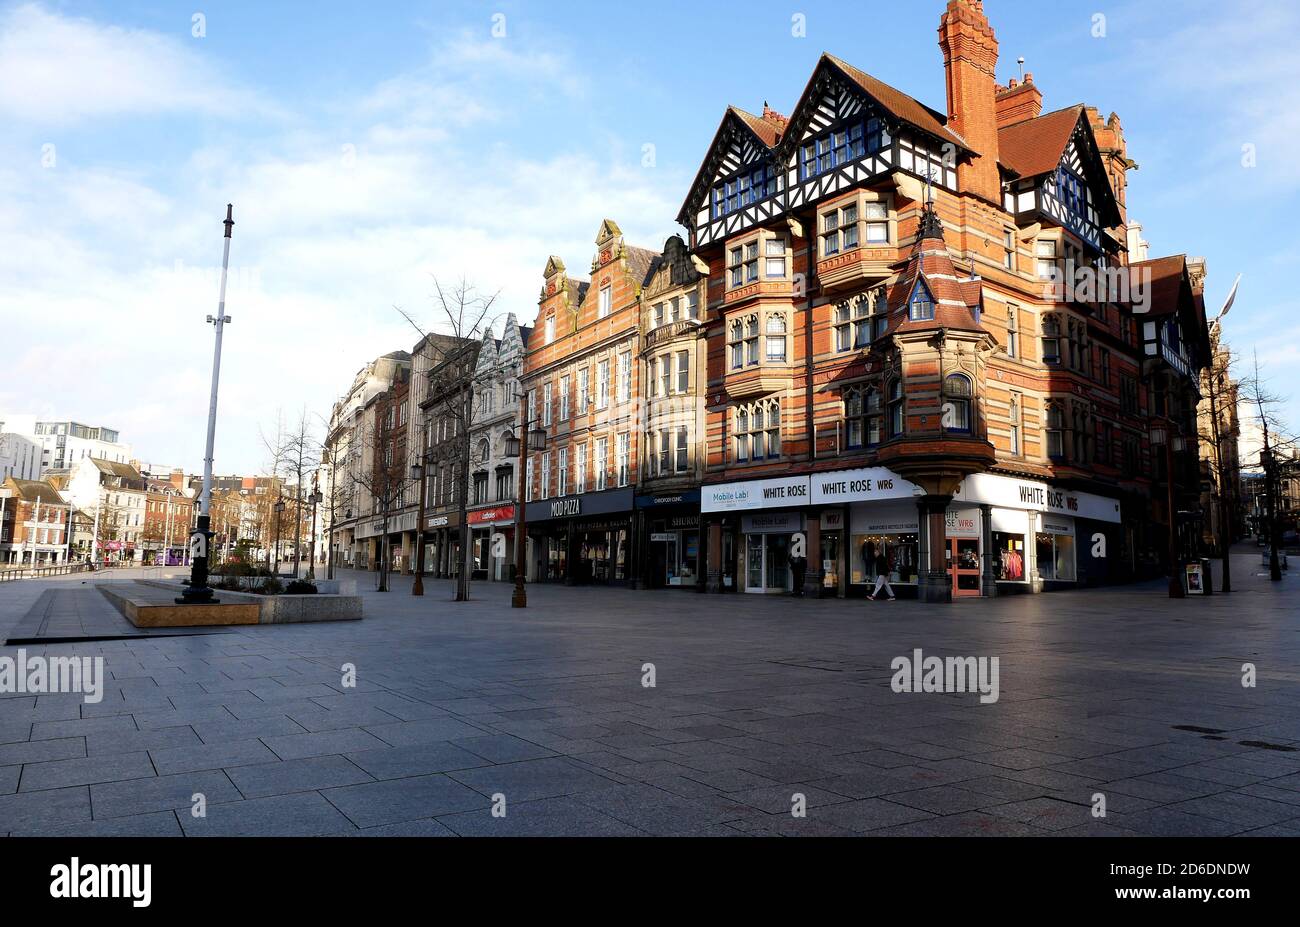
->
917 167 944 240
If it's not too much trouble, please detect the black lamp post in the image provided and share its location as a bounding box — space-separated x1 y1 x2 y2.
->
1151 420 1186 599
411 453 430 596
505 422 547 609
307 487 323 580
273 498 285 576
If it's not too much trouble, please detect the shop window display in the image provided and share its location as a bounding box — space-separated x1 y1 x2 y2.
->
851 534 918 585
992 531 1026 581
1035 531 1076 581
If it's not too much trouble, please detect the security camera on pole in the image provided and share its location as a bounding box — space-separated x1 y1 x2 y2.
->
179 204 235 605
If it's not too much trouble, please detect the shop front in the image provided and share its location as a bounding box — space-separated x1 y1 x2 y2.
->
426 510 462 579
635 489 702 590
524 488 635 585
466 504 514 581
702 475 810 594
700 467 1123 600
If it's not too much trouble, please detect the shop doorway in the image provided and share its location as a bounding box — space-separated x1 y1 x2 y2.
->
745 533 791 593
947 538 981 597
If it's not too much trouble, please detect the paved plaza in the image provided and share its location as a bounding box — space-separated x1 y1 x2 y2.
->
0 548 1298 837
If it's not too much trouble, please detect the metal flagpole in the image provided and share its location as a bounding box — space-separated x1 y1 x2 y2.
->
179 204 234 604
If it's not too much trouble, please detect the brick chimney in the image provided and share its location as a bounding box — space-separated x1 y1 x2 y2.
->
995 72 1042 128
761 103 789 135
938 0 1001 203
1087 106 1131 222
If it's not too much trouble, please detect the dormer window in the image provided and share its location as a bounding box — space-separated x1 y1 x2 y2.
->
908 280 935 321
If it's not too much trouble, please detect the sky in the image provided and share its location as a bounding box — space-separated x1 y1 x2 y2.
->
0 0 1295 475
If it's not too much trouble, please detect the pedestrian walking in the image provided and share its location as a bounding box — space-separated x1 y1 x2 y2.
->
869 551 895 601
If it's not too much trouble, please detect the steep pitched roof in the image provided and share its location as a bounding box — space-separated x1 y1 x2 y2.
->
3 478 65 505
625 245 664 289
89 458 142 480
1129 254 1190 318
997 104 1084 178
676 106 783 226
821 54 970 152
887 202 986 336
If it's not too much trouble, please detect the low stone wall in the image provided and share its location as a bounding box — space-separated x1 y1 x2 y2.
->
138 580 362 623
99 584 259 627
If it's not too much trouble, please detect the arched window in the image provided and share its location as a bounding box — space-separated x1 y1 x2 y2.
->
844 386 883 448
477 438 490 463
1008 394 1022 456
734 399 781 462
1046 404 1065 458
1073 407 1090 463
729 319 744 370
1041 314 1061 365
942 373 972 433
887 379 904 437
765 314 787 362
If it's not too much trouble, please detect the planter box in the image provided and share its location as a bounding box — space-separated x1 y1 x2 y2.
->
138 580 362 624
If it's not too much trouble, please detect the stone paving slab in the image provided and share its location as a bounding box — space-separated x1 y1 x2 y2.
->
0 552 1298 836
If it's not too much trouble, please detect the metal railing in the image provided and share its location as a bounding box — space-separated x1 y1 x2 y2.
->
0 563 95 583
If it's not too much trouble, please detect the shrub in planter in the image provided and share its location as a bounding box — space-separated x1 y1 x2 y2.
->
260 576 284 596
285 580 317 595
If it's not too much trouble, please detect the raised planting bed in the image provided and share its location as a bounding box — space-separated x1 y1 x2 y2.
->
98 583 258 628
137 579 362 624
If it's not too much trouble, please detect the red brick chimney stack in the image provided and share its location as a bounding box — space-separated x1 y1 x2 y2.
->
995 71 1042 128
938 0 1001 204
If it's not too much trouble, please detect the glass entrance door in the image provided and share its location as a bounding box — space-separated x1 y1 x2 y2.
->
745 533 791 594
948 538 981 597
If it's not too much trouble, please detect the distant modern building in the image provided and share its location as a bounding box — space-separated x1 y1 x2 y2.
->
0 432 42 482
29 420 132 472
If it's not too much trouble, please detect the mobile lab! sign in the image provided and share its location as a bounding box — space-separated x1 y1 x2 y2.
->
701 476 810 512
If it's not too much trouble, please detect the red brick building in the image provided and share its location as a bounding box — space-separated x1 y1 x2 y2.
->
677 0 1209 601
520 219 659 585
0 477 72 566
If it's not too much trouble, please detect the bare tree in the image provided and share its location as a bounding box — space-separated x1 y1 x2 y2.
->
284 409 320 578
396 277 499 602
259 411 295 573
347 412 410 592
1241 351 1295 582
1198 335 1239 592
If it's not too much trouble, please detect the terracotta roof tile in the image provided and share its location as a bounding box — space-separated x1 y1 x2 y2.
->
997 105 1083 178
823 54 971 152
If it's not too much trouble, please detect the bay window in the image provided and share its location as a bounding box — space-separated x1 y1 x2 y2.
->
765 314 787 362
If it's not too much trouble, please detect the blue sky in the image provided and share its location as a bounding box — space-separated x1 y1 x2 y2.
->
0 0 1294 474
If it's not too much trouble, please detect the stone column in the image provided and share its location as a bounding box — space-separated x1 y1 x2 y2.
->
803 517 822 596
980 503 997 597
916 494 953 603
1027 511 1044 593
706 520 722 593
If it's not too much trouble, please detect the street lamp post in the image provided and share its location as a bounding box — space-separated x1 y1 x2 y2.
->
179 204 235 605
1151 420 1186 599
307 487 323 580
411 451 430 596
506 419 546 609
273 498 285 576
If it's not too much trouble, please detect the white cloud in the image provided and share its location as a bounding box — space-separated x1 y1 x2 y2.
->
0 12 683 474
0 3 269 123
